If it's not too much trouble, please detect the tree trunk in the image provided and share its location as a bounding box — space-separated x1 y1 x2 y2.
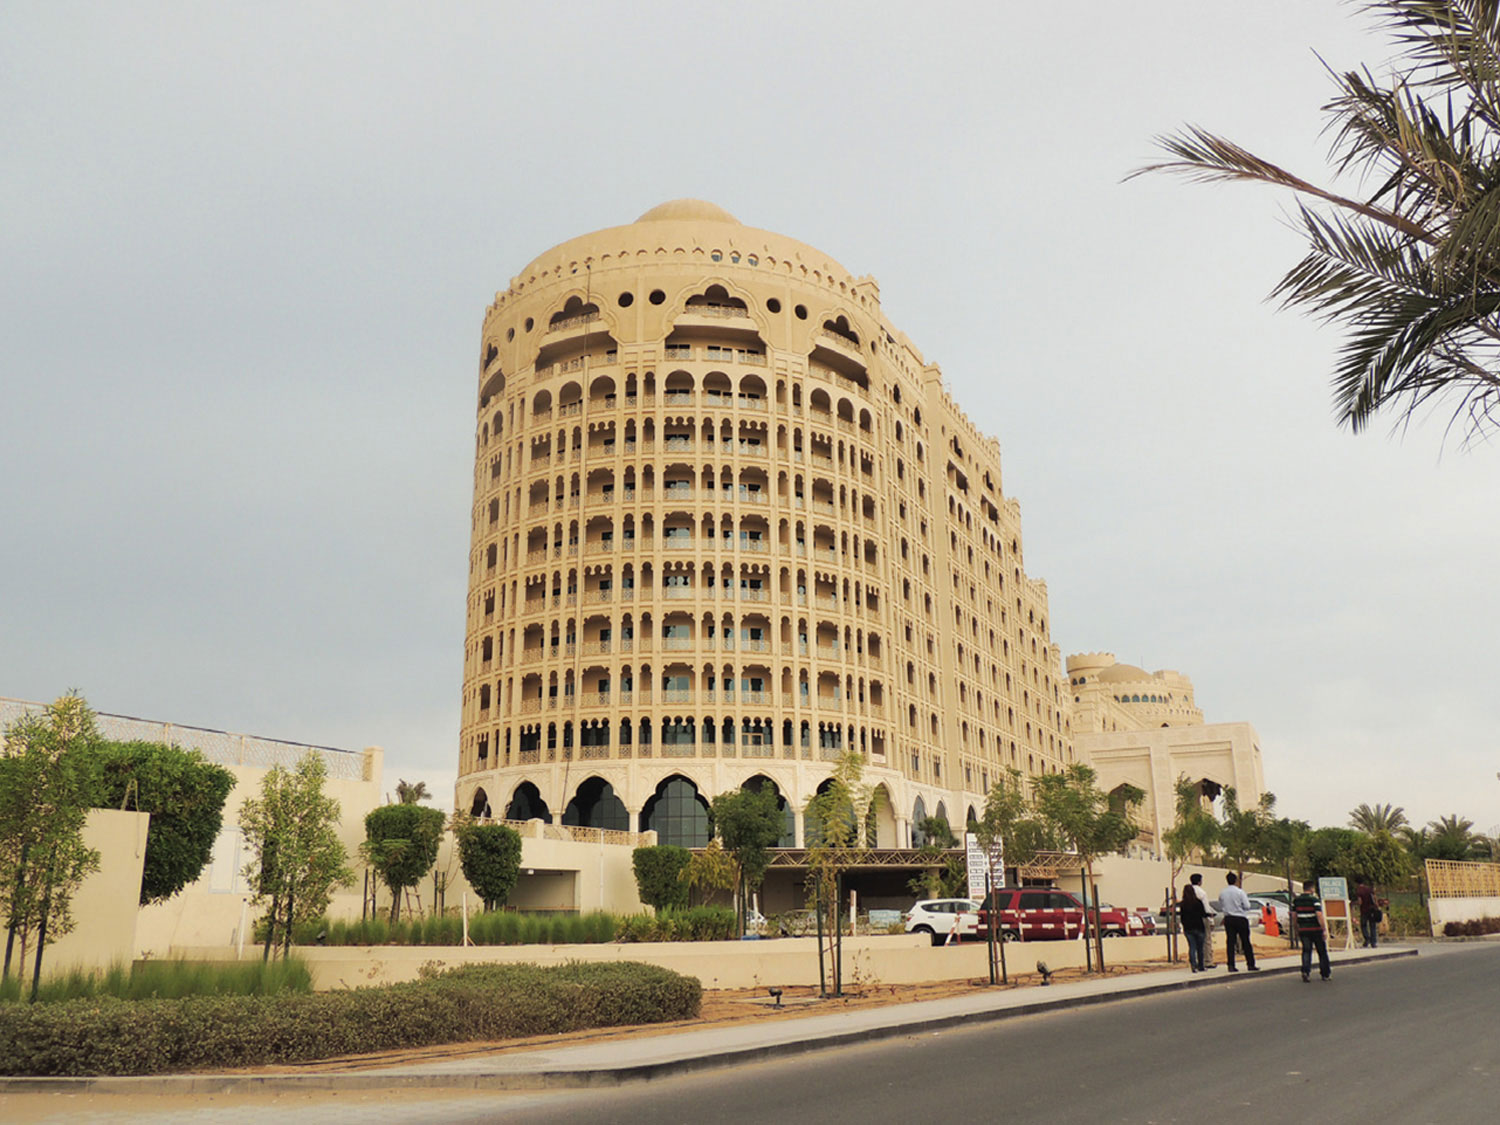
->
1085 864 1105 973
29 852 55 1003
3 844 30 982
282 882 295 959
389 882 401 923
262 890 278 962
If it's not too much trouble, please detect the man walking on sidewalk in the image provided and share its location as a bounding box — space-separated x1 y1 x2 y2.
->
1293 879 1332 982
1216 873 1259 972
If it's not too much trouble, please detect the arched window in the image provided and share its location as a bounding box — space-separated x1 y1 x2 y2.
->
563 776 629 831
640 775 710 847
504 781 551 823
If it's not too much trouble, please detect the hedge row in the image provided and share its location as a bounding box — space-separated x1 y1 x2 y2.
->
0 957 311 1004
296 906 736 947
1442 916 1500 937
0 961 702 1076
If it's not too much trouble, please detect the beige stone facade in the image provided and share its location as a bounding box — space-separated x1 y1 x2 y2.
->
458 200 1074 850
1066 653 1265 856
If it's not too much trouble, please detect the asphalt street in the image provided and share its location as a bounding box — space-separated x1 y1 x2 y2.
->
511 942 1499 1125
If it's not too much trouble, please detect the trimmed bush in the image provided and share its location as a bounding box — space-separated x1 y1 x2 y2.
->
614 907 734 943
0 961 701 1076
1442 916 1500 937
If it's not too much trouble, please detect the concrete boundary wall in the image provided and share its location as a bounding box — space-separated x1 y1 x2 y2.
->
177 934 1175 991
1426 896 1500 935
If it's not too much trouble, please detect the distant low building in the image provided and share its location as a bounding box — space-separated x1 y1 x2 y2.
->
1064 655 1266 857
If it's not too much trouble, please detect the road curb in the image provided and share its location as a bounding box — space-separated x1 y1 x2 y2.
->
0 948 1418 1095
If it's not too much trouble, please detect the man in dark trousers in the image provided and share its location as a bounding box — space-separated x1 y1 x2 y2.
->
1293 879 1332 982
1215 872 1259 972
1356 879 1386 948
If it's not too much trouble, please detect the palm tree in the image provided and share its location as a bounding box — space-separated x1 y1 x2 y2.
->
1137 2 1500 440
1349 802 1409 834
394 778 431 805
1426 813 1478 860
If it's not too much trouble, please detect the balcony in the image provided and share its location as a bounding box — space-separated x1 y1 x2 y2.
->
549 310 601 334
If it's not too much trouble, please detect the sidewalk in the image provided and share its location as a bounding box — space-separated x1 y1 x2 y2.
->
0 945 1415 1096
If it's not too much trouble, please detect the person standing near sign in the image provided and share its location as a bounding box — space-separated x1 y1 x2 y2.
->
1293 879 1332 982
1180 878 1208 971
1216 873 1260 972
1356 880 1386 948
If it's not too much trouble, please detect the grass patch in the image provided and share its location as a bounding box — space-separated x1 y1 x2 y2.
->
0 957 311 1004
0 960 701 1076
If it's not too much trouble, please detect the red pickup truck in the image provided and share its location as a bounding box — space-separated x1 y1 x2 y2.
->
974 887 1136 941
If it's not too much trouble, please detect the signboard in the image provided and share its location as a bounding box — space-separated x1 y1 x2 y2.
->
965 832 1004 900
1318 877 1348 902
1317 876 1355 949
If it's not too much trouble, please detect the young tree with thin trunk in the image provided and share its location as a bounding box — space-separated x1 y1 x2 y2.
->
709 786 784 935
803 750 877 996
1219 788 1276 881
1161 776 1223 961
455 818 523 912
239 753 353 959
0 694 101 997
1032 765 1144 973
363 803 445 921
971 768 1049 984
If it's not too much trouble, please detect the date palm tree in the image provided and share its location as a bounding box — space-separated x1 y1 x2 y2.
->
394 778 431 805
1349 802 1409 833
1137 2 1500 440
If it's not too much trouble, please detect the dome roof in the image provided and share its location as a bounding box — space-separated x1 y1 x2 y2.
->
636 199 740 224
1096 663 1151 684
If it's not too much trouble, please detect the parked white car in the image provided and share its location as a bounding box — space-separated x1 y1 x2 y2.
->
903 898 981 944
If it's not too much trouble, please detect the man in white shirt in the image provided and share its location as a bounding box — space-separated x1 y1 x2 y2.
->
1216 873 1260 972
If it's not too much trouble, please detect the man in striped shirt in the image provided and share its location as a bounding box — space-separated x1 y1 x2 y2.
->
1292 880 1332 982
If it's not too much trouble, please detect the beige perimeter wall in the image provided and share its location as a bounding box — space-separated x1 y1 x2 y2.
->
39 808 149 975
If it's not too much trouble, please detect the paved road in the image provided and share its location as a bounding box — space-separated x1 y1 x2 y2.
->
516 942 1500 1125
5 944 1493 1123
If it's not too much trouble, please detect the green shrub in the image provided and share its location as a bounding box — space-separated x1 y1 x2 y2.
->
1386 901 1431 938
632 845 692 912
611 907 734 942
660 906 735 941
616 914 656 943
0 961 700 1076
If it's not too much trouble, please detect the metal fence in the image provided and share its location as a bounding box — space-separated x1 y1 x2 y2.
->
1425 859 1500 899
0 697 367 781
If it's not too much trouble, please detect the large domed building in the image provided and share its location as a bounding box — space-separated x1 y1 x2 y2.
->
457 201 1074 850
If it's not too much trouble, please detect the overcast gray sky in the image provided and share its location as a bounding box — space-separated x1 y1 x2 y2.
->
4 2 1497 833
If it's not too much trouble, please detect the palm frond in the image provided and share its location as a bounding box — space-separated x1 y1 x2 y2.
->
1135 1 1500 439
